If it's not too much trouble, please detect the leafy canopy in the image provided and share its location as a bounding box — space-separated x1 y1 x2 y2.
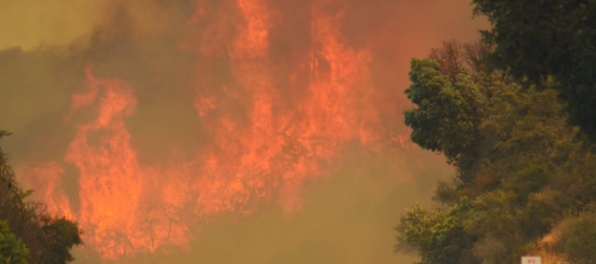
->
473 0 596 139
397 41 596 263
0 220 29 264
0 131 83 264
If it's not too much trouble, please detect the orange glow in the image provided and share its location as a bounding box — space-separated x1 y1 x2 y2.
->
17 0 417 260
66 68 161 258
19 162 73 219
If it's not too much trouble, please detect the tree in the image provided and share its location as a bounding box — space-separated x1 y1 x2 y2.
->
404 41 509 184
397 40 595 263
396 201 478 264
555 214 596 264
404 58 483 182
0 131 82 264
38 217 83 264
0 220 29 264
473 0 596 138
428 40 493 81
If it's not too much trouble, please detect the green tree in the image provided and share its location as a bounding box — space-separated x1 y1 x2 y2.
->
396 200 478 264
473 0 596 138
0 131 82 264
404 58 483 182
397 40 596 263
39 217 83 264
0 220 29 264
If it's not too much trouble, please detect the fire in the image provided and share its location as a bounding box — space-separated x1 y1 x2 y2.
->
18 0 409 260
67 67 177 258
19 162 73 219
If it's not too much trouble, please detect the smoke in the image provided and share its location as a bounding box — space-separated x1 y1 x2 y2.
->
0 0 485 263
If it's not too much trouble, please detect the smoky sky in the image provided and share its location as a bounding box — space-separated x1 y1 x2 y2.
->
0 0 485 263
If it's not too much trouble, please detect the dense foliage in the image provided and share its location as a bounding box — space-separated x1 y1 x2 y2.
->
0 131 82 264
473 0 596 139
396 41 596 263
0 220 29 264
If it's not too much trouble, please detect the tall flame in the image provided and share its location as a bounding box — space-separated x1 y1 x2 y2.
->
68 67 175 257
19 0 410 260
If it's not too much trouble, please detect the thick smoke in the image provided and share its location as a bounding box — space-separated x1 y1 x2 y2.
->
0 0 485 263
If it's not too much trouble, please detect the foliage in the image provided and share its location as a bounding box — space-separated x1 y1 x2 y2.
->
555 214 596 264
473 0 596 139
38 217 83 264
396 200 478 264
396 41 596 263
404 58 481 167
0 220 29 264
0 132 83 264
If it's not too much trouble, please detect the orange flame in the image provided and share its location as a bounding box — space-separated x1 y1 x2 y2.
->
19 0 411 260
19 162 73 219
66 67 184 258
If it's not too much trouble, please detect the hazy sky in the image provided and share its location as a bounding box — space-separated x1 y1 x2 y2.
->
0 0 486 263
